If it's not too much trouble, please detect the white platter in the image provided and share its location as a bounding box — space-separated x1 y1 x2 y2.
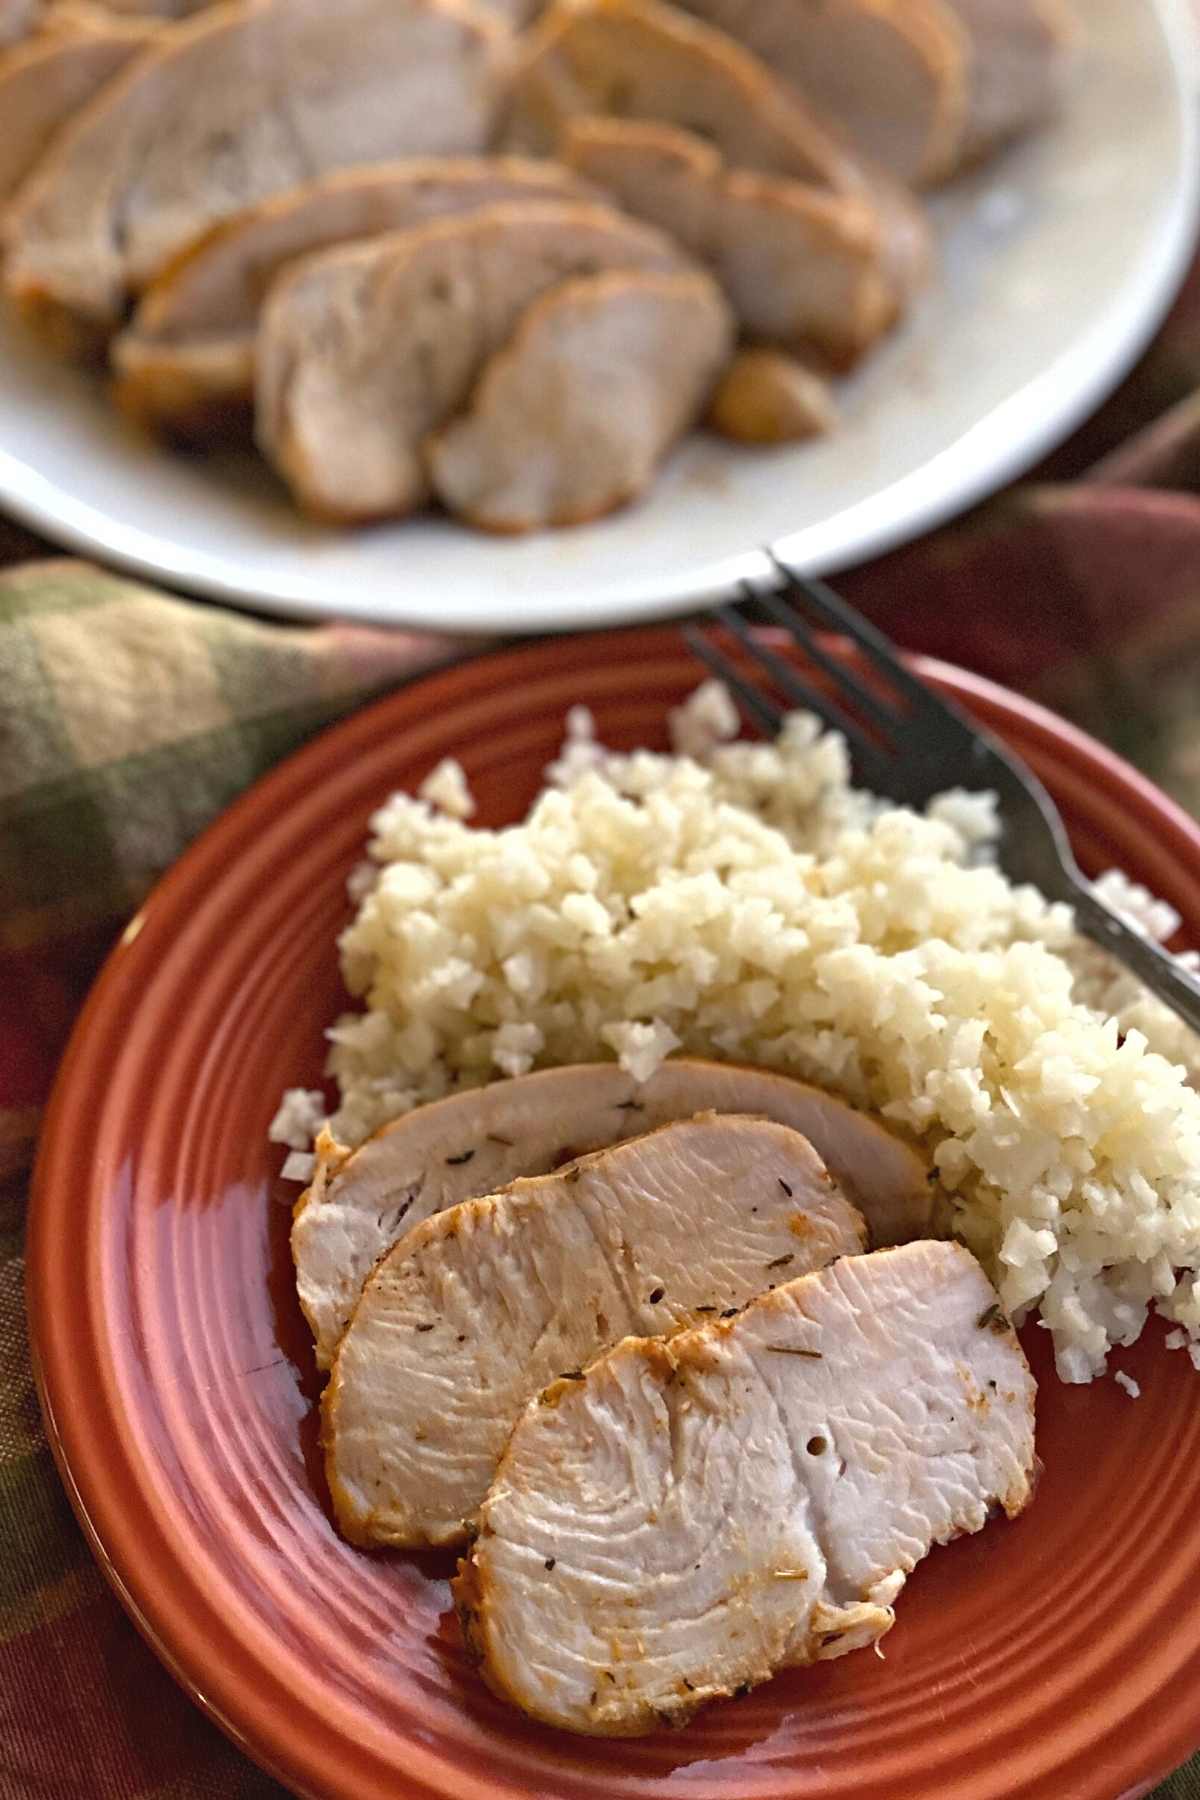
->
0 0 1195 633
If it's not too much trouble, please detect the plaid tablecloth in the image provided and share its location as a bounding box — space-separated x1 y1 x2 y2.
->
6 249 1200 1797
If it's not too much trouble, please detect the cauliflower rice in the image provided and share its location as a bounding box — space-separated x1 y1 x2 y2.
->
274 684 1200 1383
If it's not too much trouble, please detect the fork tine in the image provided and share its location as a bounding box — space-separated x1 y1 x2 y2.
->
752 585 905 735
768 557 957 719
713 605 892 780
682 627 783 737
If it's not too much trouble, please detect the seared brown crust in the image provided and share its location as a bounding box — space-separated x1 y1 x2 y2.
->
112 340 253 443
560 116 904 364
427 266 732 534
508 0 862 194
708 348 836 443
254 199 686 524
666 0 970 185
5 0 512 345
110 157 602 440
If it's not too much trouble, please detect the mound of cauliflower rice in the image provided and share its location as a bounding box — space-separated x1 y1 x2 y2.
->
273 683 1200 1384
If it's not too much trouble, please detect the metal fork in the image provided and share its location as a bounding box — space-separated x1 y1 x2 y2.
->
685 558 1200 1035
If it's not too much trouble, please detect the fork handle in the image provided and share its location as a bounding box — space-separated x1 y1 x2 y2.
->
1068 879 1200 1038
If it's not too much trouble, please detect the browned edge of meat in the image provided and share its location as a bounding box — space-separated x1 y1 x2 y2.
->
5 0 512 353
425 266 733 534
110 157 603 441
707 348 837 442
253 199 687 525
507 0 864 195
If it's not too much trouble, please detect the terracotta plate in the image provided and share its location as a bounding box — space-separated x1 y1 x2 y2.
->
28 629 1200 1800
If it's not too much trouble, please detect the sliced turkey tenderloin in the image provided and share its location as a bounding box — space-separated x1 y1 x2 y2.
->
325 1113 865 1547
254 200 686 522
0 13 157 212
560 117 905 361
668 0 969 185
292 1058 934 1370
941 0 1076 163
111 159 600 438
426 266 732 532
510 0 929 303
507 0 862 192
4 0 511 351
456 1238 1036 1735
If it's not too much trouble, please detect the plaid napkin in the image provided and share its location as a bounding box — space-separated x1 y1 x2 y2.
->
6 250 1200 1797
0 562 461 1181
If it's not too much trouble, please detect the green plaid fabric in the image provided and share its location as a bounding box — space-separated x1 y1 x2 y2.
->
0 565 460 1796
7 240 1200 1790
0 561 458 1181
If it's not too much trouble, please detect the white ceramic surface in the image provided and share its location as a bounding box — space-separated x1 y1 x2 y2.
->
0 0 1195 633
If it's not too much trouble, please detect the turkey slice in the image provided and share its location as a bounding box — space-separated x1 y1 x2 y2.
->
4 0 511 351
559 117 917 362
426 266 732 532
325 1112 866 1547
254 200 686 522
941 0 1077 164
292 1057 935 1370
111 159 600 438
455 1239 1036 1734
0 10 157 211
507 0 862 192
669 0 970 185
